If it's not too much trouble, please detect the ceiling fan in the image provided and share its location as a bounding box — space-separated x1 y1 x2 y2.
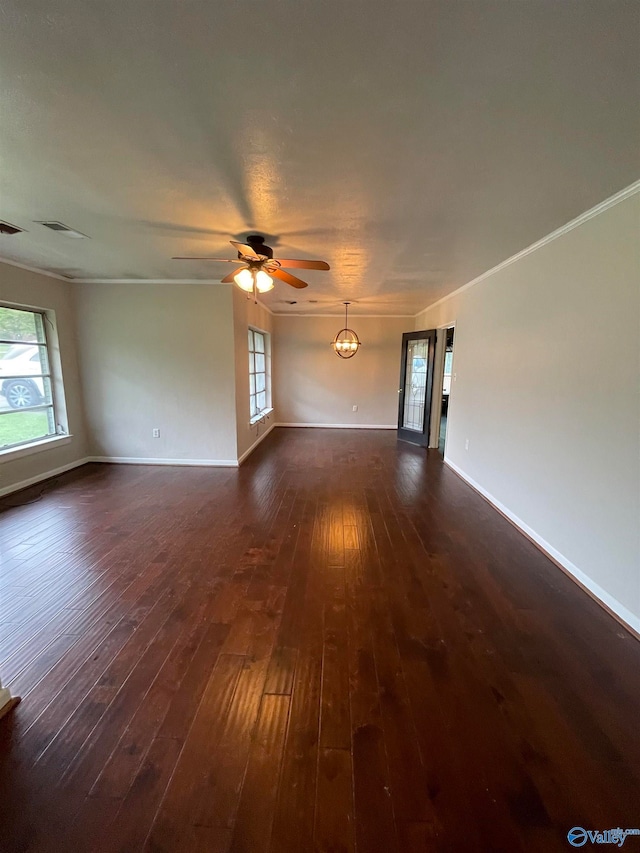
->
172 234 330 296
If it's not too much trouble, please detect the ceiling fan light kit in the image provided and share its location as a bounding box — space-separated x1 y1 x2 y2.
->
332 302 361 359
255 269 275 292
233 268 254 291
172 234 329 302
233 267 274 294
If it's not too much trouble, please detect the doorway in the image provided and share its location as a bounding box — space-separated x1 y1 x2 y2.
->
438 327 455 455
397 329 436 446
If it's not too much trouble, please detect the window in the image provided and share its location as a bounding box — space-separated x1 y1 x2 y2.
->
248 328 271 420
0 305 58 451
444 350 453 375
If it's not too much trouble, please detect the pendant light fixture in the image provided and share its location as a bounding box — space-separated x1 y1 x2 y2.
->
331 302 361 359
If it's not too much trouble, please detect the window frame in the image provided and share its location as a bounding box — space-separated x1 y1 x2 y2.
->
248 327 272 423
0 303 63 453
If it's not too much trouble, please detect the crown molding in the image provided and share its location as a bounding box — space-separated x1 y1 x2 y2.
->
0 255 71 281
4 178 638 316
74 278 232 285
272 313 414 318
414 178 640 318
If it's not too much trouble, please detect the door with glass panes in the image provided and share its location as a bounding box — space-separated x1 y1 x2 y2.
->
397 329 436 446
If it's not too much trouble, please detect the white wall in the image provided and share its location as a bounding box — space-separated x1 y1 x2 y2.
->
233 289 275 461
273 315 412 427
415 190 640 630
75 282 239 464
0 262 89 493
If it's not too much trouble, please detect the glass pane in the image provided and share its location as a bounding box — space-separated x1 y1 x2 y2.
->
443 350 453 395
250 394 257 417
249 374 255 395
402 339 428 431
0 408 55 449
0 343 48 377
249 353 255 373
254 332 265 353
256 372 265 393
0 374 51 412
255 353 265 373
257 391 266 411
0 307 43 343
248 329 254 351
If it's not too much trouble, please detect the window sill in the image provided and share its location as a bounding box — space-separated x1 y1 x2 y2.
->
0 434 73 463
249 407 273 426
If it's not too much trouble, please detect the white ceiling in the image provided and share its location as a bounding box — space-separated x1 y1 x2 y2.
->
0 1 638 315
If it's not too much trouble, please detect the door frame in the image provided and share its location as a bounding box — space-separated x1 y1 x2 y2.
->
397 329 436 446
428 322 457 451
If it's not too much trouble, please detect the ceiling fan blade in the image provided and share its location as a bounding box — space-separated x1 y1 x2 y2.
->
273 258 330 270
221 267 247 283
272 268 308 289
171 257 238 261
230 241 259 258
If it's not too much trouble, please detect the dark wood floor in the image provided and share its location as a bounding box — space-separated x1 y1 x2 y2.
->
0 428 638 853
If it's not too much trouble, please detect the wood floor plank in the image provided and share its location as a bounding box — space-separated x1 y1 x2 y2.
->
145 653 245 851
87 592 217 801
345 552 398 853
229 694 290 853
319 592 351 751
189 654 270 831
314 747 355 853
0 430 638 853
263 644 298 695
268 490 324 853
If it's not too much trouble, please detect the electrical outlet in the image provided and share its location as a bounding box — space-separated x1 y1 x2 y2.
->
352 405 358 412
465 438 469 451
152 428 160 438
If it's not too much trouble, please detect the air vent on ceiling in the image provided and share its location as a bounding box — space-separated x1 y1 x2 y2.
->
37 221 88 239
0 221 24 235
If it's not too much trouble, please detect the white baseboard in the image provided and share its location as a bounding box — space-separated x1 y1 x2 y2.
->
444 457 640 638
90 455 239 467
0 456 92 499
0 442 276 492
238 423 276 465
276 423 397 429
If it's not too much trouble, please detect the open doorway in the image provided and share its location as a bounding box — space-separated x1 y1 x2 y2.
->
438 327 455 455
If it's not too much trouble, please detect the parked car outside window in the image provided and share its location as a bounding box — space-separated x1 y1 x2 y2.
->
0 344 45 408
